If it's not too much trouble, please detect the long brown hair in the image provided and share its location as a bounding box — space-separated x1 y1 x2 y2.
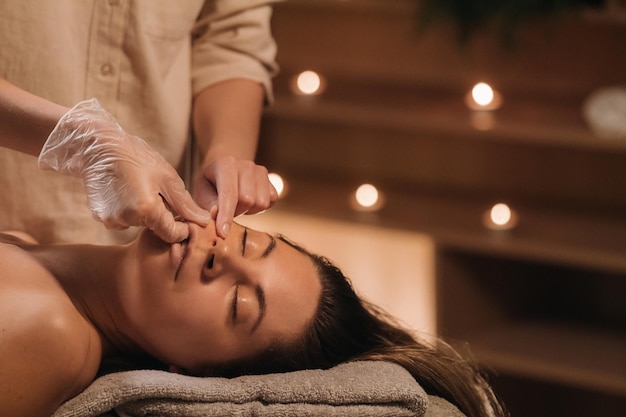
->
210 237 507 417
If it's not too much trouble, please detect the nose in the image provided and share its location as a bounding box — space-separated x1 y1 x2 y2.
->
202 243 252 284
196 224 246 282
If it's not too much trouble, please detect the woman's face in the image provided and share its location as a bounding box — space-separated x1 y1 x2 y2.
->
125 222 321 374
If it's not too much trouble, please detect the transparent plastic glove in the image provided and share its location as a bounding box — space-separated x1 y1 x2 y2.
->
38 98 211 243
193 156 278 238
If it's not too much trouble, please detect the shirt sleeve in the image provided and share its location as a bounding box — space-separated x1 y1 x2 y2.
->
191 0 283 104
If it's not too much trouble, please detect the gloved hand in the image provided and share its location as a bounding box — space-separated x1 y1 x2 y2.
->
38 98 211 243
193 156 278 238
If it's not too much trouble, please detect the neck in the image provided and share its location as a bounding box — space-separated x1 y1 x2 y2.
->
29 242 142 357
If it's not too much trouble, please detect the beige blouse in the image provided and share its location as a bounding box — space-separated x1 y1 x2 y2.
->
0 0 280 244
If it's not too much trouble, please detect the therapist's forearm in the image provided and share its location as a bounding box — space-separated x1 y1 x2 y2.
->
0 77 68 156
192 79 265 164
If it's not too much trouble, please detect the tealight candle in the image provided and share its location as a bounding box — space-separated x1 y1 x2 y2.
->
291 70 326 95
466 82 502 130
482 203 518 231
465 82 503 111
350 183 385 212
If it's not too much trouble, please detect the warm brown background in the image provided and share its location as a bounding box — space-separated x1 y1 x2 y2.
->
254 1 626 416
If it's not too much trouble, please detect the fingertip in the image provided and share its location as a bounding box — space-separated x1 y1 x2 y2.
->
215 220 230 239
221 222 230 238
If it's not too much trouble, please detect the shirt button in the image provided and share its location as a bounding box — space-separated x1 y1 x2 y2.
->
100 63 114 76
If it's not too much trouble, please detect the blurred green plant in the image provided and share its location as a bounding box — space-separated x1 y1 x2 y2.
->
416 0 605 44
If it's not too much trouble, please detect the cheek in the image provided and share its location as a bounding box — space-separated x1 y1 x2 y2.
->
134 248 175 295
153 287 223 331
133 293 223 366
144 285 232 346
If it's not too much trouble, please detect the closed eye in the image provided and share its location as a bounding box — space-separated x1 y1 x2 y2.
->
241 227 248 256
231 284 239 321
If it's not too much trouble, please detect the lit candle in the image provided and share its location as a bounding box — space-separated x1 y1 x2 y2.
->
350 183 385 212
466 82 503 111
482 202 518 231
291 70 326 95
466 82 502 130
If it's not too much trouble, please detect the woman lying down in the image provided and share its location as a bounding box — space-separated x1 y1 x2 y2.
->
0 221 507 417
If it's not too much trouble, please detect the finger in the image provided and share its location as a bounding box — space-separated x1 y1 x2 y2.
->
143 203 190 243
269 179 279 203
212 162 239 239
153 220 190 243
259 168 279 209
232 166 257 217
192 174 219 215
240 168 277 216
240 177 269 216
161 178 211 226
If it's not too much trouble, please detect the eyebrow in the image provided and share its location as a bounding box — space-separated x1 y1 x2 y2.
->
251 284 266 334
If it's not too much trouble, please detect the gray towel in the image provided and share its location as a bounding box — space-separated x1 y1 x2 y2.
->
424 395 465 417
52 361 431 417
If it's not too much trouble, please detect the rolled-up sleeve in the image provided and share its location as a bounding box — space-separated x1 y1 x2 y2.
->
191 0 282 104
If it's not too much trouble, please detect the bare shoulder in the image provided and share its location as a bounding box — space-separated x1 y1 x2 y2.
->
0 248 101 416
0 236 50 290
0 294 101 417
